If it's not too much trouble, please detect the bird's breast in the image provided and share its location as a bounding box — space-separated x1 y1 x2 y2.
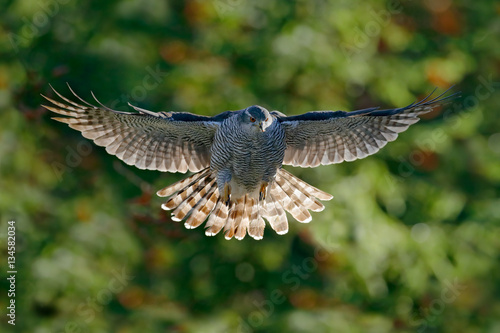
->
234 127 285 187
211 118 286 194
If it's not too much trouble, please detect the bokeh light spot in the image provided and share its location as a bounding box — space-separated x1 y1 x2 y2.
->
411 223 431 243
487 133 500 154
235 262 255 282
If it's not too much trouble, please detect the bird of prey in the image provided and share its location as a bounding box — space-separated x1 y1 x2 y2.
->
42 86 456 240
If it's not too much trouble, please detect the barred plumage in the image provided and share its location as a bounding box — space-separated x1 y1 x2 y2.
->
156 167 331 239
42 85 458 240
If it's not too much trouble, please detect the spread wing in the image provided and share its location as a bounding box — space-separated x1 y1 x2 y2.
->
277 88 459 167
42 85 233 173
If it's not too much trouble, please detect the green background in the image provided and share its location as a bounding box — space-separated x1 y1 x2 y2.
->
1 0 499 332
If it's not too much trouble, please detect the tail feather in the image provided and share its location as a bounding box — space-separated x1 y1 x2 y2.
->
273 175 312 222
162 173 212 210
224 198 245 240
158 168 333 240
278 170 330 212
157 168 211 197
249 217 265 240
248 204 264 240
264 192 289 235
205 201 228 236
279 169 333 201
184 187 218 229
171 178 216 221
260 194 276 225
235 197 253 240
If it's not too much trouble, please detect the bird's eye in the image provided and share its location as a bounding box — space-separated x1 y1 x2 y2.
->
250 117 256 122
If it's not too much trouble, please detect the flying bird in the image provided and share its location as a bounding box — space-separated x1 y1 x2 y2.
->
42 86 456 240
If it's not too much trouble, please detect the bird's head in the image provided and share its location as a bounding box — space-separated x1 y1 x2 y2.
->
241 105 272 132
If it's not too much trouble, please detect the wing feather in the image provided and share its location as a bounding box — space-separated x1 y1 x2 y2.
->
42 86 225 173
278 88 458 167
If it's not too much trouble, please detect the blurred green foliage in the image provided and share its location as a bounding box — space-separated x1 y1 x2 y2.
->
1 0 500 332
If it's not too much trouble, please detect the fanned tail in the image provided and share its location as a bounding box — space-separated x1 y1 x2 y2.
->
158 168 333 240
258 169 333 237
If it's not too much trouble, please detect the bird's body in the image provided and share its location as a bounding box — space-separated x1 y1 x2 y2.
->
211 106 286 199
42 86 457 240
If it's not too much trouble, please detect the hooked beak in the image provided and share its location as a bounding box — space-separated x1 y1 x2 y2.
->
258 121 265 132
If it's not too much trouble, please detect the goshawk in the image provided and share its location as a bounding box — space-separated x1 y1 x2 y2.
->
42 86 455 240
